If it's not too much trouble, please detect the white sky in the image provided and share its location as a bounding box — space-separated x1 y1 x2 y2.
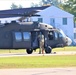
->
0 0 40 10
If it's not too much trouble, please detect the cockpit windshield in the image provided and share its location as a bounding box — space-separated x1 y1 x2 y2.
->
58 29 66 38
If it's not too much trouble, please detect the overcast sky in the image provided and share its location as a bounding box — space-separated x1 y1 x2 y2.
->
0 0 40 10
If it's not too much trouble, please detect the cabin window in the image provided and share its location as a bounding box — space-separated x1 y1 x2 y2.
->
38 18 43 22
74 33 76 39
23 32 31 41
62 18 67 25
15 32 22 41
48 31 54 40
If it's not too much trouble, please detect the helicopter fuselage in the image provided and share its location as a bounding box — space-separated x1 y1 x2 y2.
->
0 21 71 54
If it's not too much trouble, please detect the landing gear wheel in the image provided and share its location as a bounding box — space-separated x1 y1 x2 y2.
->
26 49 33 54
45 46 52 54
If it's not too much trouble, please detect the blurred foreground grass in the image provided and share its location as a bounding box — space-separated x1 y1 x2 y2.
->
0 55 76 68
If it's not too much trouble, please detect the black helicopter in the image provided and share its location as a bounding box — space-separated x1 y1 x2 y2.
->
0 7 72 54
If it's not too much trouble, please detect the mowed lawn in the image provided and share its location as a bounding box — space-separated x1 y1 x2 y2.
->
0 55 76 68
53 46 76 52
0 46 76 68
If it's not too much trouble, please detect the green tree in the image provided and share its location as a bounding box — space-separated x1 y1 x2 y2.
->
31 3 39 7
10 3 23 9
10 3 18 9
41 0 59 7
18 4 23 8
31 0 60 7
60 0 76 17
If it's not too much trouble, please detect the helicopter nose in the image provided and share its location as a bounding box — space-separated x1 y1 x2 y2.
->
66 37 72 45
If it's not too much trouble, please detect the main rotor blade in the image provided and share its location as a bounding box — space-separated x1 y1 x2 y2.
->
0 6 49 18
0 9 41 18
0 13 40 18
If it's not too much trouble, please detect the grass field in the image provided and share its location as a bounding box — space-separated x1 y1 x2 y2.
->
53 46 76 52
0 55 76 68
0 46 76 68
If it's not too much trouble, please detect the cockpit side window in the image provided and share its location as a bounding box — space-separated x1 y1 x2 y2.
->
54 32 58 40
48 31 54 40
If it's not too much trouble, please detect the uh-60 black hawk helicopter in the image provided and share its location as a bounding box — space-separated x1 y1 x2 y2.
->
0 7 72 54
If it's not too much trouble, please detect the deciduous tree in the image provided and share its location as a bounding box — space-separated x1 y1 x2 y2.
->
10 3 22 9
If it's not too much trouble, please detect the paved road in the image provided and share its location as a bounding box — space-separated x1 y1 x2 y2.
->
0 51 76 57
0 68 76 75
